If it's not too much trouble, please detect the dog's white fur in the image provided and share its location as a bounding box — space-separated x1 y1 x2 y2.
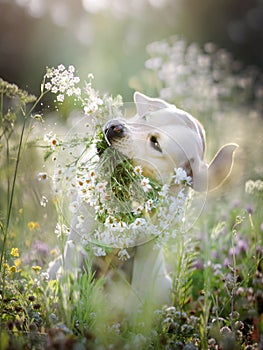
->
48 92 238 311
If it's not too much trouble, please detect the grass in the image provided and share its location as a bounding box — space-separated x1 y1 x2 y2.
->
0 53 263 349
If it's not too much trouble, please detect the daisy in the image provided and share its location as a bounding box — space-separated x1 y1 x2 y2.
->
140 177 152 192
134 165 143 175
130 218 147 229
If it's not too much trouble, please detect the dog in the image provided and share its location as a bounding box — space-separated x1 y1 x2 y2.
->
48 92 238 311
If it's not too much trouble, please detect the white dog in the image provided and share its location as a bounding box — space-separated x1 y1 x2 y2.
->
48 92 238 311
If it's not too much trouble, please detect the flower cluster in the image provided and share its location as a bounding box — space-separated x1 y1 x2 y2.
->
42 67 191 259
245 179 263 194
143 38 262 115
44 64 81 102
62 137 190 258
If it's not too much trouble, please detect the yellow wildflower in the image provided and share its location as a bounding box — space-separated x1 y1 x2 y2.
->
32 265 42 273
14 258 22 267
50 249 59 256
27 221 40 231
11 248 19 257
9 265 17 273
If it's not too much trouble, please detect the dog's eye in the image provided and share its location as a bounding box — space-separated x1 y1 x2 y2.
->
150 135 162 153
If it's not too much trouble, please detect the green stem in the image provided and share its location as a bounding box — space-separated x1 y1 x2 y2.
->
0 90 47 270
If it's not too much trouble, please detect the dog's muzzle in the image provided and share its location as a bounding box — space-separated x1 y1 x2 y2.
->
104 120 126 143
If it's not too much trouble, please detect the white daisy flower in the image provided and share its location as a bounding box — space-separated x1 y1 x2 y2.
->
69 201 79 213
95 182 108 193
130 218 147 229
134 165 143 175
145 199 155 212
37 172 48 181
140 177 152 192
133 205 144 215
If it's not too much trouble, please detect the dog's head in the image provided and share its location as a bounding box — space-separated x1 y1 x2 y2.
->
104 92 238 192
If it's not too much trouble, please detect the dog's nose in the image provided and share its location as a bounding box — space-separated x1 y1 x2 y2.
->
104 120 126 140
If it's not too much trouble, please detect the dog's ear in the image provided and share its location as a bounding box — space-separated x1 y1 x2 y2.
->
207 143 238 191
188 143 238 192
134 92 170 117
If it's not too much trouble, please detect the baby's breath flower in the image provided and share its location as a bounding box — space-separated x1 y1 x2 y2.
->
11 248 19 257
58 64 65 71
245 179 263 194
57 94 64 102
93 247 106 256
45 82 52 90
44 64 80 103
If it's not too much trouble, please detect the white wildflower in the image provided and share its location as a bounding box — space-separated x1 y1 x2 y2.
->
88 73 94 80
40 195 48 207
44 64 81 103
38 172 48 181
93 247 106 256
118 249 130 261
145 199 155 212
245 179 263 194
58 64 65 71
130 218 147 229
73 87 81 96
117 221 128 231
44 82 52 90
140 177 152 192
159 184 170 197
54 223 62 237
57 94 64 102
134 165 143 175
76 215 85 229
173 167 192 185
133 205 144 215
69 201 79 213
95 182 108 193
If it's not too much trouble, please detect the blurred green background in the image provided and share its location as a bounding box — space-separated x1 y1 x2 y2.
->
1 0 262 100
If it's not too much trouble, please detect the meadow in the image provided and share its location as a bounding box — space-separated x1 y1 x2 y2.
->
0 38 263 350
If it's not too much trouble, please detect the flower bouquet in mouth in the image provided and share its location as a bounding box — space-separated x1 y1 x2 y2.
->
43 65 191 259
53 127 191 259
